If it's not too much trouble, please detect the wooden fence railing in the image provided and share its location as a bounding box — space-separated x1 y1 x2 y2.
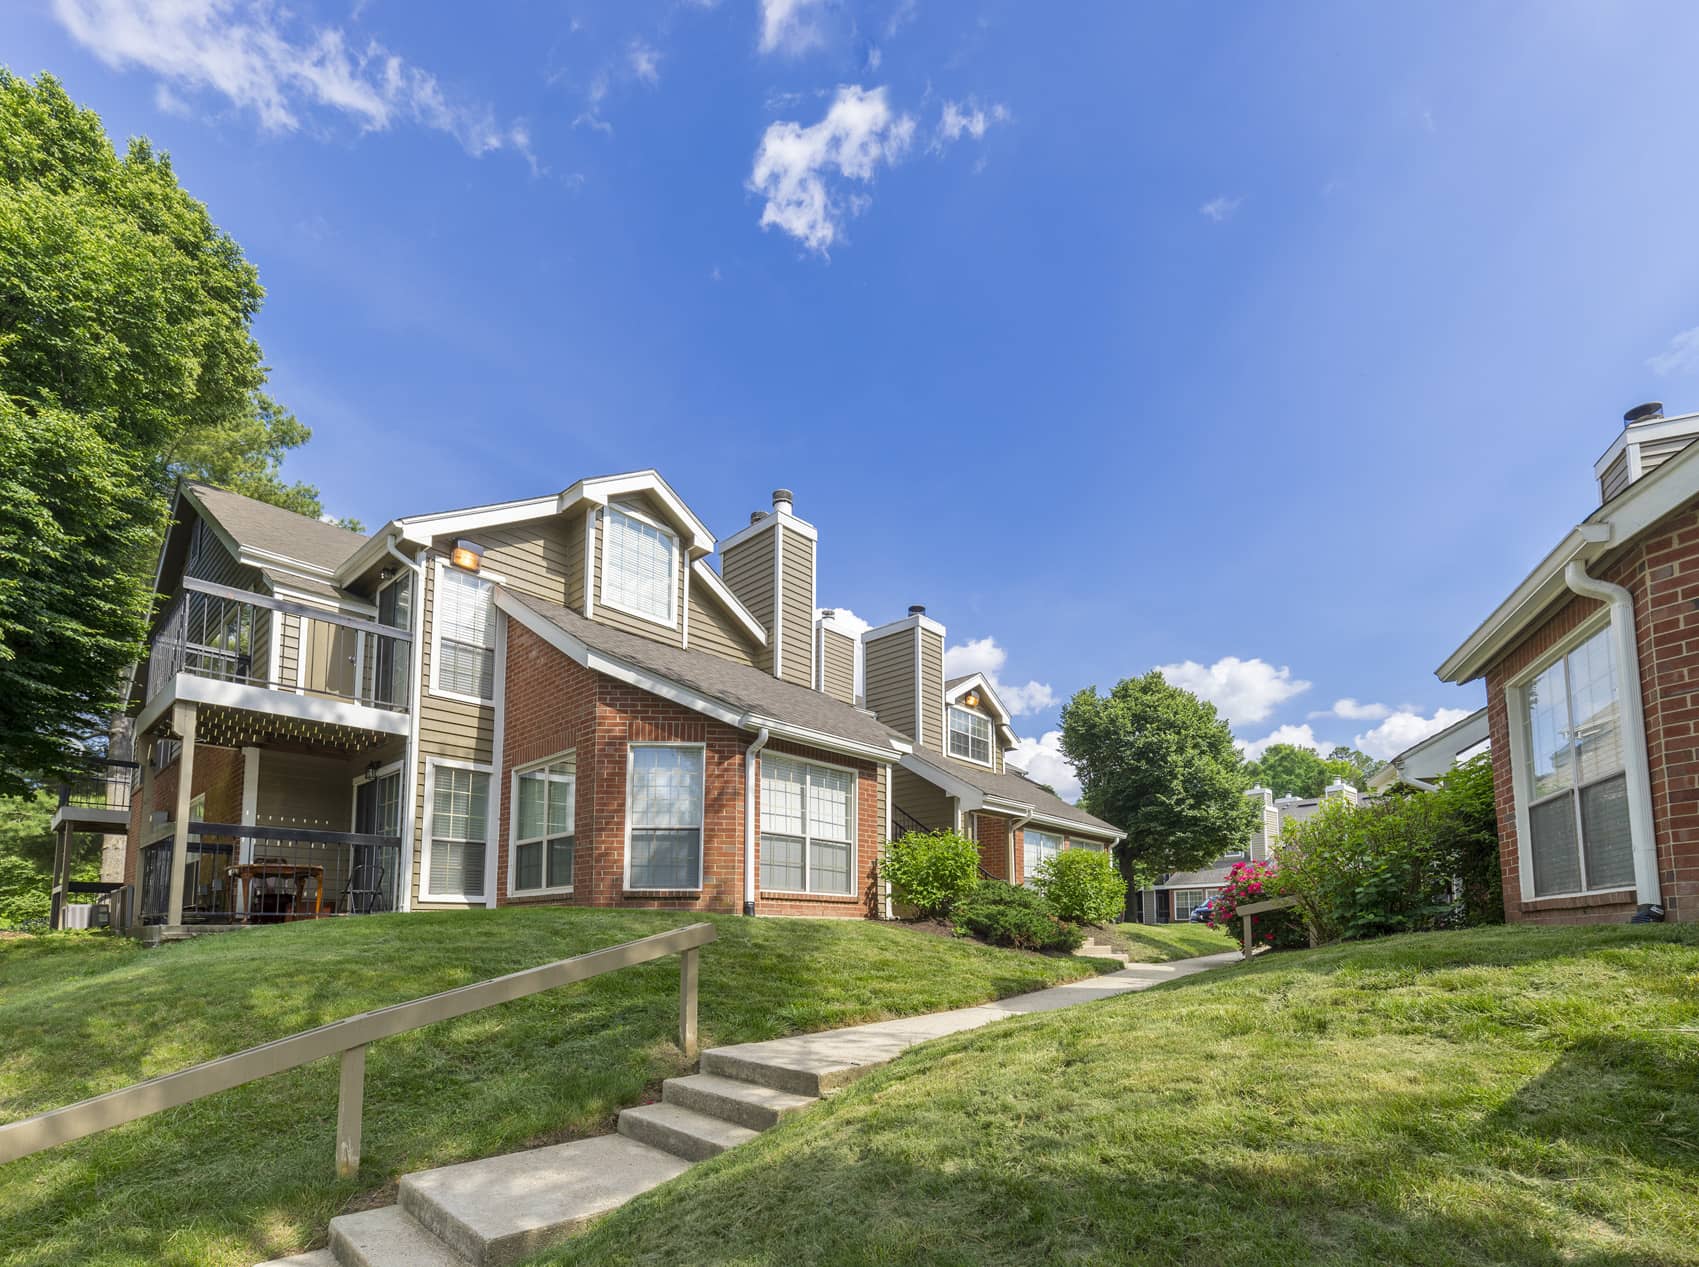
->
0 922 715 1177
1234 895 1300 959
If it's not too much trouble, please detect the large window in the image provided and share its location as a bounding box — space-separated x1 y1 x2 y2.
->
513 754 575 894
433 563 495 701
626 745 703 890
1023 827 1061 884
374 572 414 708
1171 888 1209 921
1521 624 1634 897
425 763 489 899
601 507 677 625
948 706 993 765
760 756 856 895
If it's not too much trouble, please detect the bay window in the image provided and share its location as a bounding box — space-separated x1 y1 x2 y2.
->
949 706 993 765
513 754 575 894
760 755 856 895
1521 624 1634 897
601 506 677 626
626 744 703 890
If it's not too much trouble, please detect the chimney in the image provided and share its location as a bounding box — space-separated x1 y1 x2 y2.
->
861 606 945 748
719 487 817 686
1597 400 1699 503
815 610 857 705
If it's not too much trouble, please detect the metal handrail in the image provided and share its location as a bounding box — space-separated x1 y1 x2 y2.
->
0 922 716 1176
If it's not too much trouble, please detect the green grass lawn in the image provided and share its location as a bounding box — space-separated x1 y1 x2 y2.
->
0 909 1114 1267
537 923 1699 1267
1108 920 1238 962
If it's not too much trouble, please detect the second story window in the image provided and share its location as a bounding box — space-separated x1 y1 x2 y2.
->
948 706 993 765
433 562 495 702
601 506 677 626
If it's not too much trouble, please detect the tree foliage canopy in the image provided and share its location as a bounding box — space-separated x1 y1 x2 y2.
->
1247 742 1384 798
0 71 325 785
1060 672 1258 880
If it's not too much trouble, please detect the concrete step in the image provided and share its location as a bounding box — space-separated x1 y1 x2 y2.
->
255 1250 337 1267
663 1072 817 1130
700 1032 912 1096
618 1101 761 1161
328 1205 466 1267
397 1133 689 1267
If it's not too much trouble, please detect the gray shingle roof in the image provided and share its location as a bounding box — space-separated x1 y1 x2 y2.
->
906 744 1122 839
502 590 898 755
186 482 369 572
1159 867 1232 888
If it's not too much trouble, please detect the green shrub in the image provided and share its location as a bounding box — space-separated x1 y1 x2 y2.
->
880 829 980 919
953 881 1084 953
1033 848 1127 925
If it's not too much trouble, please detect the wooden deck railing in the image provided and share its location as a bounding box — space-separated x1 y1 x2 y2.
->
0 922 715 1177
1235 895 1300 958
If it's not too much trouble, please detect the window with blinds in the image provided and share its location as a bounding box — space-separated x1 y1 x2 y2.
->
427 765 488 898
1022 828 1061 885
627 745 703 889
434 565 495 700
601 507 676 625
514 754 575 893
1522 624 1633 897
949 707 993 765
760 756 856 895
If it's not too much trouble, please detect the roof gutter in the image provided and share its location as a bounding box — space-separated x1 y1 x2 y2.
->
1562 558 1663 917
744 727 770 916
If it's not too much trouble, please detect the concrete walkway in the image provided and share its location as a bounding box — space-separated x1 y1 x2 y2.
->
262 949 1240 1267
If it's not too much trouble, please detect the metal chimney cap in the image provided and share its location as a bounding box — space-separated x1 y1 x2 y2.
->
771 488 794 511
908 604 927 616
749 510 768 525
1624 401 1664 424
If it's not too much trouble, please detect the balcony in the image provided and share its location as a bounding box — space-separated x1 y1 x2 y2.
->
51 756 138 833
138 578 412 749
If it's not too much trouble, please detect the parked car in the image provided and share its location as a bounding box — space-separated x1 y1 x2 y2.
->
1188 897 1220 923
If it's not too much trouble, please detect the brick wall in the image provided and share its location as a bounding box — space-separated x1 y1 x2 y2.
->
981 814 1013 882
1484 504 1699 923
498 620 881 917
122 742 246 891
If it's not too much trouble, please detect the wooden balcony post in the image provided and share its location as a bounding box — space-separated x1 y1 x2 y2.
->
679 947 699 1060
166 702 197 927
336 1044 366 1178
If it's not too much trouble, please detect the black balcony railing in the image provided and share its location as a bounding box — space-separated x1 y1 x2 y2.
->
146 577 412 714
139 822 403 926
56 757 139 814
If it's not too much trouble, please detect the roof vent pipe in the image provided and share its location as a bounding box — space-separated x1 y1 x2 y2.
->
908 605 926 617
1624 401 1664 425
771 489 794 515
749 510 768 526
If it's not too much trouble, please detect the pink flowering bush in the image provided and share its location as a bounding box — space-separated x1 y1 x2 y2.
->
1205 859 1307 950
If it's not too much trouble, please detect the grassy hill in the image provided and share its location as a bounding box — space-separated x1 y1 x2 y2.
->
0 909 1115 1267
538 923 1699 1267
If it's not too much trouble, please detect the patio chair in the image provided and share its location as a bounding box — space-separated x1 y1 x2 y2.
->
344 855 390 915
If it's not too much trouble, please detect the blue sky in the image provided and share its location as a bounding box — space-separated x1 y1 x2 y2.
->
10 1 1699 797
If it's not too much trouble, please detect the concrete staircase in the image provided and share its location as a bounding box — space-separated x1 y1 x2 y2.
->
260 1051 828 1267
1076 934 1130 965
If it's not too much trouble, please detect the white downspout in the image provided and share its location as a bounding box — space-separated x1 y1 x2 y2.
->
1392 760 1441 793
386 535 425 914
1563 559 1662 914
1009 809 1032 884
744 727 770 915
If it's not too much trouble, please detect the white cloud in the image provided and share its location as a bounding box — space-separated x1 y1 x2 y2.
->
52 0 532 161
1308 697 1393 722
628 39 661 85
153 82 189 115
1648 327 1699 377
1005 731 1081 803
944 636 1055 717
1354 708 1474 761
1155 656 1310 726
865 45 882 71
1199 195 1242 222
1239 724 1331 762
759 0 827 54
933 99 1009 150
748 84 915 254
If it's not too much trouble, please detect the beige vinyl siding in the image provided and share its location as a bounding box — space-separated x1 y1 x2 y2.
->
1599 451 1632 502
438 520 576 608
275 610 300 687
720 529 776 673
777 528 814 687
919 628 945 755
255 750 360 832
876 765 890 846
892 765 952 833
412 554 495 908
818 625 856 703
589 495 687 647
688 584 761 666
864 631 916 740
1639 435 1695 479
185 518 262 591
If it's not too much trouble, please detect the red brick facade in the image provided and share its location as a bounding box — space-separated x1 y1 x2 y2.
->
122 743 246 891
499 621 882 917
1483 505 1699 924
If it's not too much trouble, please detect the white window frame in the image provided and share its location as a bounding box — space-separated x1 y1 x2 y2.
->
429 558 497 706
1170 887 1210 921
1023 827 1062 884
758 752 860 897
1505 612 1635 902
623 741 706 893
948 705 995 768
349 760 405 835
509 750 577 898
419 757 495 903
598 504 680 630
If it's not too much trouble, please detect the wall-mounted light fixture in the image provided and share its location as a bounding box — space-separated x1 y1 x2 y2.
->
963 691 980 709
450 539 484 572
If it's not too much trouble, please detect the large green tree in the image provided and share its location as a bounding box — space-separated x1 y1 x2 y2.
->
1061 672 1258 882
0 71 326 787
1247 743 1384 798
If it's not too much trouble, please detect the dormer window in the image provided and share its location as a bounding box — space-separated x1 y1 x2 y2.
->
948 705 993 765
601 506 677 626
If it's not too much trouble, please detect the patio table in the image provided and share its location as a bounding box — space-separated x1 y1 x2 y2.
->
226 862 324 922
